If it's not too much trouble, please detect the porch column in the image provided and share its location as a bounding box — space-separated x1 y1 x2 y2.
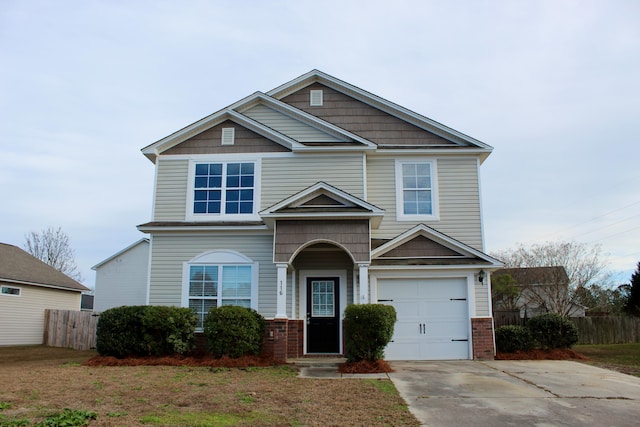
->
358 263 370 304
275 263 288 319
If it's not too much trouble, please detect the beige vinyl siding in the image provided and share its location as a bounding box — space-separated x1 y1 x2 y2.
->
262 154 364 208
367 156 483 249
154 158 188 221
474 281 490 316
148 234 277 317
0 283 81 346
244 104 344 143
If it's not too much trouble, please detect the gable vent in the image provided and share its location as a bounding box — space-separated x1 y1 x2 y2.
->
221 127 235 145
310 89 323 106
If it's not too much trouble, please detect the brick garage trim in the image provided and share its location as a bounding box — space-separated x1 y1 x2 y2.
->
471 317 495 360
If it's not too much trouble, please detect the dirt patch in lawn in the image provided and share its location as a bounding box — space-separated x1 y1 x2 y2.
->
0 347 419 427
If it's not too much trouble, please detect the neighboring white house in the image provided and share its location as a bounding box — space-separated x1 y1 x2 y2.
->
0 243 89 346
92 238 149 312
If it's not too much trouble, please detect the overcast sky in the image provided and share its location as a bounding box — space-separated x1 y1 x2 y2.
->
1 0 639 288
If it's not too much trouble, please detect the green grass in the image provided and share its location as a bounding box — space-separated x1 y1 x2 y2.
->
575 343 640 376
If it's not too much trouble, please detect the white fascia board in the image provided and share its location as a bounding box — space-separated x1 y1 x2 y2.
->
91 238 149 270
0 278 88 292
260 181 384 215
267 70 493 151
137 224 270 233
369 264 502 272
372 224 503 266
140 109 305 160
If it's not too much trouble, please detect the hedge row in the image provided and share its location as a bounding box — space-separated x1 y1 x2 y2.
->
96 305 265 359
495 313 579 353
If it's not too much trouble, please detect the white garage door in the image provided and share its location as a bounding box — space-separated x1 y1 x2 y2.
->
378 277 470 360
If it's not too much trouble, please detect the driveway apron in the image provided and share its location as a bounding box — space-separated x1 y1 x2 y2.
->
389 360 640 426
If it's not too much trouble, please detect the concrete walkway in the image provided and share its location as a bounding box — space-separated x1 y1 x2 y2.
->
389 360 640 426
290 358 389 379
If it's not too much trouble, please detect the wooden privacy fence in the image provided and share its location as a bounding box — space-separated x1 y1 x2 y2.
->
571 316 640 345
43 309 99 350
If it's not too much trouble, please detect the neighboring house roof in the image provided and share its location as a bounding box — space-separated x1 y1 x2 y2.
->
140 69 494 163
492 266 569 286
0 243 89 292
91 238 149 270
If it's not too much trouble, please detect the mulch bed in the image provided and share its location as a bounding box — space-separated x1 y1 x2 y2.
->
84 354 285 367
495 348 588 360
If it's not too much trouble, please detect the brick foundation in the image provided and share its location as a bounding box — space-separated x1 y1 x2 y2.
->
471 317 495 360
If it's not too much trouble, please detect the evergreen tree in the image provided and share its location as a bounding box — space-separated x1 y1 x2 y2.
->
625 262 640 316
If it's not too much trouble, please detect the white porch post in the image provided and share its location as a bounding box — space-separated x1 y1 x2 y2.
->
358 263 370 304
275 263 288 319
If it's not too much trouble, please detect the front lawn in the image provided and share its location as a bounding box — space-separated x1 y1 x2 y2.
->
575 343 640 377
0 346 418 426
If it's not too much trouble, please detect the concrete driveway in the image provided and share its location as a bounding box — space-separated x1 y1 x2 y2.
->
389 360 640 426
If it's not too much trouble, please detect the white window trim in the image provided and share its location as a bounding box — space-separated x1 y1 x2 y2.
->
181 250 259 331
186 158 261 222
395 159 439 221
1 285 21 297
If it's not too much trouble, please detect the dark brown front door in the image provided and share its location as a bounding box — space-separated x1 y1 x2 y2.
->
306 277 340 353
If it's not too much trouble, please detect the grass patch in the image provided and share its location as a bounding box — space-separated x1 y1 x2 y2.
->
0 347 419 426
139 410 265 426
575 343 640 376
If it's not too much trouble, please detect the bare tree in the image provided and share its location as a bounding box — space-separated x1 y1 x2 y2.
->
491 241 612 316
24 226 83 282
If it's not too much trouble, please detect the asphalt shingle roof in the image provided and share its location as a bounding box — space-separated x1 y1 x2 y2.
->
0 243 88 292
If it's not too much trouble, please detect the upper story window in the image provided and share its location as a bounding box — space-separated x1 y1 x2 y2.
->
191 161 258 219
395 159 439 221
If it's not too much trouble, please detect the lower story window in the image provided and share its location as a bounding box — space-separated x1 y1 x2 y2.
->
188 264 252 329
1 286 21 296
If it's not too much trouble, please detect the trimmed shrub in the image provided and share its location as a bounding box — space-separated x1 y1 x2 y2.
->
495 325 533 353
344 304 396 362
527 313 579 350
96 305 197 357
204 306 266 358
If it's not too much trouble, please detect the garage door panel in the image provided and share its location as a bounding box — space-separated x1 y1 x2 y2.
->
379 277 470 360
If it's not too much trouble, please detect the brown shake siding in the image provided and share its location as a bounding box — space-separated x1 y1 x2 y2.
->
281 83 456 146
163 120 290 155
274 219 370 263
381 235 462 258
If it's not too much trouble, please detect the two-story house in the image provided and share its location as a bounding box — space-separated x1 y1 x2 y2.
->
135 70 502 361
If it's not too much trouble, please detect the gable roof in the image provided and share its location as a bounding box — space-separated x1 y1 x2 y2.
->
0 243 89 292
260 181 385 228
267 69 494 151
91 238 149 270
371 224 503 267
493 266 569 286
141 70 493 163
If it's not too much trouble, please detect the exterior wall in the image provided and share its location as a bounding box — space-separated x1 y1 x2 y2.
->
367 156 483 249
474 281 491 317
471 317 495 360
163 120 290 155
154 158 189 221
274 220 369 263
94 241 149 312
148 233 278 317
243 105 344 143
261 154 365 208
281 83 456 146
0 282 81 346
